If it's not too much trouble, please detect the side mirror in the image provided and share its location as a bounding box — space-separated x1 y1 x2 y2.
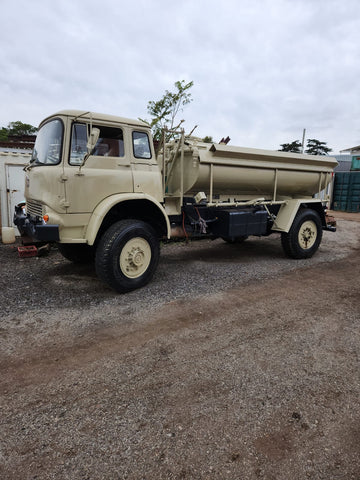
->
87 127 100 154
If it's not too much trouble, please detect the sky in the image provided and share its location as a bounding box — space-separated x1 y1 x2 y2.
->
1 0 360 154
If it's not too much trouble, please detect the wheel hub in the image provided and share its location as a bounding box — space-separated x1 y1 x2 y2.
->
298 220 317 249
119 237 151 278
130 247 144 267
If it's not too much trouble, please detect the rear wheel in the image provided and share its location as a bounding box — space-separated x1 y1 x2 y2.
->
95 219 159 293
57 243 95 263
281 208 322 259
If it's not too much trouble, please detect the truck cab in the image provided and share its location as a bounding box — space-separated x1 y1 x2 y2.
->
16 110 168 245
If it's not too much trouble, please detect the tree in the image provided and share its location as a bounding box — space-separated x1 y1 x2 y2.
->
140 80 194 141
0 127 8 141
202 136 214 143
279 138 332 155
278 140 302 153
7 121 37 136
0 121 37 141
305 139 332 155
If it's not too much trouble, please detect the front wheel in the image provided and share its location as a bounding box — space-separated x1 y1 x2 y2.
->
281 208 323 259
95 220 160 293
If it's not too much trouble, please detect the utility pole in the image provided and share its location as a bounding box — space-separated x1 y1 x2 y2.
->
301 128 306 153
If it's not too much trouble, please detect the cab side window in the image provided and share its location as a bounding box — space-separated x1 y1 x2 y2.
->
69 123 124 165
69 123 87 165
93 126 124 157
132 131 151 159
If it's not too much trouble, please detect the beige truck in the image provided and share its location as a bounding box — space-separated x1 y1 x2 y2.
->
15 110 337 292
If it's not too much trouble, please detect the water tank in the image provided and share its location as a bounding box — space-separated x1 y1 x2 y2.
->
164 141 337 200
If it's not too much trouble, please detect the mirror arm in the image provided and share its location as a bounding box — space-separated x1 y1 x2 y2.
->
77 151 90 175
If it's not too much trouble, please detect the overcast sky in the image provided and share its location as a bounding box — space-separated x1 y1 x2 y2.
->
1 0 359 153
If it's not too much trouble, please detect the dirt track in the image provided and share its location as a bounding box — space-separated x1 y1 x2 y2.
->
1 212 359 479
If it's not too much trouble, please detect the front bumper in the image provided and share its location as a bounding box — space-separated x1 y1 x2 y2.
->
14 204 60 242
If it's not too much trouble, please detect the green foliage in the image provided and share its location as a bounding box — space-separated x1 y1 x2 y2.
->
0 121 37 140
278 140 302 153
202 136 214 143
305 139 332 155
7 121 37 136
279 138 332 155
140 80 194 141
0 127 8 141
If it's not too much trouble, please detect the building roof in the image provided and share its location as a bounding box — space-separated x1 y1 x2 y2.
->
340 145 360 153
333 155 352 172
0 134 35 152
0 146 33 154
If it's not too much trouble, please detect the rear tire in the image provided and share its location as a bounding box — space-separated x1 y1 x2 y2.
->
57 243 95 263
281 208 322 259
95 219 159 293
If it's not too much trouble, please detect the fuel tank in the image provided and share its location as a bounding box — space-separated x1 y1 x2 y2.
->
164 140 337 200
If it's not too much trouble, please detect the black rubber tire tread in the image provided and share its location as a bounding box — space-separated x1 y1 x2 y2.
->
222 235 248 244
281 208 322 259
95 219 159 293
57 243 95 264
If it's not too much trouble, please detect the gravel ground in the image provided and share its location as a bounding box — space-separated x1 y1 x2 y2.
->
0 213 359 479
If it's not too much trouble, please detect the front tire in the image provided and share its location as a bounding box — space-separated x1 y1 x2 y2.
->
95 220 160 293
281 208 322 259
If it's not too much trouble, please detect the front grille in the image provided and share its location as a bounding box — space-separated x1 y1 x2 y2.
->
27 200 43 217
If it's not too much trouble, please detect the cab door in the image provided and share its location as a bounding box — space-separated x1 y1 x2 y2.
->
63 123 134 214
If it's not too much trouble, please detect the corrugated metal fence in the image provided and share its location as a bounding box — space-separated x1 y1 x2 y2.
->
333 171 360 212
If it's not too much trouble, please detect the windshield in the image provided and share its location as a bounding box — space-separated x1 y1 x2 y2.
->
31 119 63 165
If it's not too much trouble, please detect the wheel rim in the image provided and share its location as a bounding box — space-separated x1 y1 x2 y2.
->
119 237 152 278
298 220 317 249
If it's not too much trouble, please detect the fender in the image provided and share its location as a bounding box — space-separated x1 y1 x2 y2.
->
272 199 325 233
85 193 171 245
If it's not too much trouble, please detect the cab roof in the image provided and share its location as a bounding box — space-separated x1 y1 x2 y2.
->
40 110 148 128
